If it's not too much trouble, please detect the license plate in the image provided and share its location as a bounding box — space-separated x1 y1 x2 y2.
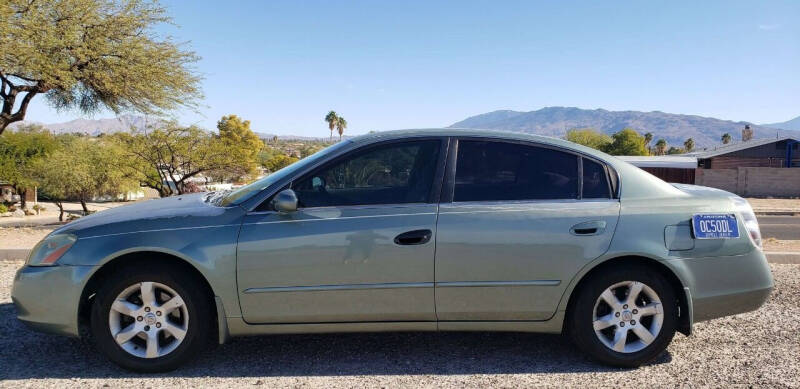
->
692 214 740 239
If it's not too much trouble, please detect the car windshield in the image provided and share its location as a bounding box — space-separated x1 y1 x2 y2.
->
218 140 352 207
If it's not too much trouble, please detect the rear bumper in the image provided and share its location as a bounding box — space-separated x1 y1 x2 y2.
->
11 264 95 337
669 249 774 323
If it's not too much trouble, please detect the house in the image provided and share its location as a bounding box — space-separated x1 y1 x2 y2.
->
685 137 799 169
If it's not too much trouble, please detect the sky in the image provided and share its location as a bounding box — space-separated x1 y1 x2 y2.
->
25 0 800 136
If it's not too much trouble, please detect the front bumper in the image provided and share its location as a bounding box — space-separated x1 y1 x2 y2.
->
670 248 774 323
11 264 95 337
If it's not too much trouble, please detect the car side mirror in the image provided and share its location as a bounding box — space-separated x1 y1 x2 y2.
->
271 189 298 213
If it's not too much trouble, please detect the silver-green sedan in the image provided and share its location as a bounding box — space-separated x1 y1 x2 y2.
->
12 129 773 372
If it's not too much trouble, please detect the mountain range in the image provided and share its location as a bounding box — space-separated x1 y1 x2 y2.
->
450 107 800 147
9 108 800 147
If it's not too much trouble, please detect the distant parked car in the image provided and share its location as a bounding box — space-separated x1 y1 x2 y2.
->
12 129 773 372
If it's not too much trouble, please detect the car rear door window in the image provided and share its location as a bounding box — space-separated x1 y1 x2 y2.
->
582 157 611 199
292 140 440 208
453 141 579 201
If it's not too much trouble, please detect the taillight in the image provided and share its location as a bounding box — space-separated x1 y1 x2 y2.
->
732 197 761 249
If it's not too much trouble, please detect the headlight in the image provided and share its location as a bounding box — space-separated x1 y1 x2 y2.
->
732 197 761 249
26 234 77 266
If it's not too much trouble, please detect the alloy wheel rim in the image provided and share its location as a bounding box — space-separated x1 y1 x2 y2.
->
108 281 189 359
592 280 664 354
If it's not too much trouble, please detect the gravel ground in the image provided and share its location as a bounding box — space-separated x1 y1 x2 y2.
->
1 260 798 388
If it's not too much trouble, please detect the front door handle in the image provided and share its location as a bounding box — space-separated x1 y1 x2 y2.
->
570 221 607 236
394 229 433 245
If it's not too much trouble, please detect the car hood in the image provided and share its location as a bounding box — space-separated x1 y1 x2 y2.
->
52 193 245 238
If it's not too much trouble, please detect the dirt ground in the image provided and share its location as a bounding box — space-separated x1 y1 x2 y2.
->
0 227 55 250
0 201 132 228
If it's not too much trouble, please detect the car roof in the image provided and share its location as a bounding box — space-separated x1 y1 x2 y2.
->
350 128 592 153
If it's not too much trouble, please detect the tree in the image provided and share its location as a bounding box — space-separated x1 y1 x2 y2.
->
565 128 612 151
683 138 695 152
113 124 248 197
643 132 654 155
262 153 298 173
33 136 137 214
742 125 754 142
336 116 347 140
667 146 686 155
0 125 58 208
604 128 649 156
721 133 732 144
325 111 338 140
216 115 263 181
655 139 668 155
0 0 202 135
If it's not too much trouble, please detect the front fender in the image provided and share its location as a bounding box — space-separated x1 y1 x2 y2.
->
60 223 243 318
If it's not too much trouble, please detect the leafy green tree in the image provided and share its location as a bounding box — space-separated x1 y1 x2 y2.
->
113 124 247 197
667 146 686 155
325 111 338 140
683 138 695 152
721 133 732 144
565 128 612 151
655 139 668 155
0 0 202 135
336 116 348 140
30 147 87 221
216 115 263 181
643 132 654 151
604 128 649 156
37 136 138 214
0 125 58 208
262 153 298 173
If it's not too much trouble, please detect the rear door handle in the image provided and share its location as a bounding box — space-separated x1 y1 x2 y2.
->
570 221 607 236
394 229 433 245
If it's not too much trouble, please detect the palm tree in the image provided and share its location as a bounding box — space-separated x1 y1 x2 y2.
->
325 111 338 140
336 116 347 140
655 139 668 155
644 132 653 154
721 133 732 144
683 138 695 152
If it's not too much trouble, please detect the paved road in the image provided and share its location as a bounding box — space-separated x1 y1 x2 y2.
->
758 215 800 240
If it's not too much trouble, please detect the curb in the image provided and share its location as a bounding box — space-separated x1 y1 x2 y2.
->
755 211 800 216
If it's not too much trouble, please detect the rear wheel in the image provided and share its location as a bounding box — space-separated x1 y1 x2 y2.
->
568 265 677 367
90 264 211 372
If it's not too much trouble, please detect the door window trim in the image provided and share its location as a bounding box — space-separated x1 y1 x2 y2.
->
250 137 450 213
441 137 619 204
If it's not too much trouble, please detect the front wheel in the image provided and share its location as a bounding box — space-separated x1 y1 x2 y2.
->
568 265 678 367
90 264 211 372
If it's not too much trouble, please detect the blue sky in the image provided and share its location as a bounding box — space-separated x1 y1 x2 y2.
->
26 0 800 136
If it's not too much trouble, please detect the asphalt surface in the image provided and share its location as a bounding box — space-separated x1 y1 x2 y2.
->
758 215 800 240
1 260 798 388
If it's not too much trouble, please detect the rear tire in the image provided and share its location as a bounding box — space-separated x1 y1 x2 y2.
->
90 263 212 372
568 264 677 367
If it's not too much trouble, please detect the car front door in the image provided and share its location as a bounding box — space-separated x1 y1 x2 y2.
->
237 138 446 324
434 139 621 321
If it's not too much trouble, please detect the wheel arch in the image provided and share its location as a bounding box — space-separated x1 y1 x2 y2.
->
77 250 221 342
561 255 692 336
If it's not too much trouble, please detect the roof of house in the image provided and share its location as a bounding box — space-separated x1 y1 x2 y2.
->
684 137 798 159
617 156 698 169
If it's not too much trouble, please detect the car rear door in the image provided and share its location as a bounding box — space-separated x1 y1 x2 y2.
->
237 138 447 324
434 139 620 321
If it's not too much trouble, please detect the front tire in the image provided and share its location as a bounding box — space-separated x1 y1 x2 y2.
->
90 263 212 372
568 265 678 367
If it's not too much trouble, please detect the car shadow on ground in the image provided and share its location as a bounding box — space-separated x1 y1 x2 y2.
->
0 303 671 379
